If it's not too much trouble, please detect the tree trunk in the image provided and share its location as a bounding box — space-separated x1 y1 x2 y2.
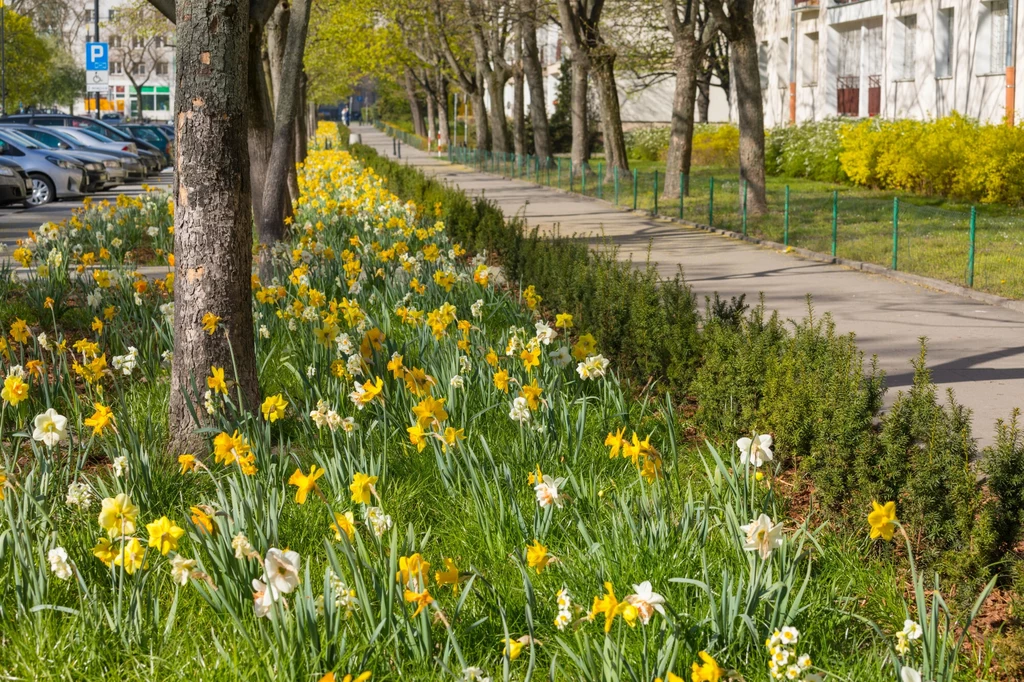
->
521 0 551 164
294 71 308 164
485 69 510 153
171 0 260 454
246 26 274 232
697 78 710 123
425 79 437 150
729 30 767 214
512 66 525 159
403 67 426 137
470 80 490 151
267 2 289 105
568 59 590 172
436 71 450 149
664 37 700 198
259 0 311 255
592 52 627 181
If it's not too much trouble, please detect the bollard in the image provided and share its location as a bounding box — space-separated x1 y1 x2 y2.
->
653 170 659 215
679 173 684 219
742 180 748 236
709 177 715 227
614 166 619 206
831 190 838 258
632 168 638 210
397 140 402 159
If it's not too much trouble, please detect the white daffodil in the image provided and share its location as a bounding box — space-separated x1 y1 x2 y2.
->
171 555 196 586
252 578 279 618
741 514 785 560
232 532 253 560
625 581 667 624
534 474 567 509
534 321 557 345
737 433 774 467
48 547 73 580
509 396 531 423
902 619 923 640
263 548 301 595
900 667 922 682
32 408 68 447
548 346 572 368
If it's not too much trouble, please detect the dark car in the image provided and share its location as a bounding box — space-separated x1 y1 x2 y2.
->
0 155 31 207
5 124 146 185
0 114 169 174
118 124 173 162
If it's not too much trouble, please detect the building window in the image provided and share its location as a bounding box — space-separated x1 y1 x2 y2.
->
84 9 92 22
935 8 954 78
758 41 769 90
132 36 146 48
132 62 147 76
778 38 789 88
154 36 165 48
990 1 1009 72
109 35 122 47
107 8 117 20
803 33 819 86
155 61 169 76
110 61 123 74
895 15 917 80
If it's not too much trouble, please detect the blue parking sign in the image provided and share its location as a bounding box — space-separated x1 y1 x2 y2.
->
86 43 109 71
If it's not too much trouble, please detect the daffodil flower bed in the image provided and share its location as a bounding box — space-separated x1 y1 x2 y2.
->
0 132 997 681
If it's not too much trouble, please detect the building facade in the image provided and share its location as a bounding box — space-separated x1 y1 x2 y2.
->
756 0 1021 127
62 0 175 121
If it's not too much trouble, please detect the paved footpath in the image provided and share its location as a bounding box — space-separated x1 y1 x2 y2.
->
357 125 1024 446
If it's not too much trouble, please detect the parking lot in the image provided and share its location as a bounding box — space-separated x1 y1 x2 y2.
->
0 170 171 249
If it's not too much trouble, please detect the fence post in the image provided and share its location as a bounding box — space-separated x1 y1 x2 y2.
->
570 162 575 193
583 163 588 195
742 180 748 236
653 170 659 214
891 197 899 271
967 206 977 288
784 185 790 246
632 168 638 210
597 163 604 199
557 158 562 189
709 177 715 227
614 166 619 206
398 140 401 158
831 190 838 258
679 172 684 219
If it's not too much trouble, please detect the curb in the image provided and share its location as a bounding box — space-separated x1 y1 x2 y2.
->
436 161 1024 316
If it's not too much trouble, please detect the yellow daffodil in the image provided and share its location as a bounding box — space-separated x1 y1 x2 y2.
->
10 318 30 344
407 424 428 452
435 558 462 593
493 369 511 393
261 393 288 422
288 465 326 504
114 537 147 574
146 516 185 555
526 539 554 574
201 312 221 335
555 313 574 329
207 366 228 395
654 673 684 682
91 317 104 335
690 651 723 682
519 380 543 411
332 511 356 542
190 505 215 534
411 395 447 427
605 427 626 458
178 454 197 474
84 402 115 435
442 426 465 449
520 346 540 372
397 553 431 589
349 472 378 504
403 587 433 617
868 500 898 541
92 537 117 567
1 375 29 406
98 493 139 538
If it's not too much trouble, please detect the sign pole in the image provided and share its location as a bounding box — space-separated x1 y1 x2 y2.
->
1 0 6 116
94 0 100 117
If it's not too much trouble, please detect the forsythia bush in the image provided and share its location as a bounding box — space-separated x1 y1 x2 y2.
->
625 124 740 167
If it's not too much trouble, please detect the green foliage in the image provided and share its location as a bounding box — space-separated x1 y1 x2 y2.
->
766 119 848 183
548 60 574 155
980 410 1024 557
624 124 739 166
2 9 52 109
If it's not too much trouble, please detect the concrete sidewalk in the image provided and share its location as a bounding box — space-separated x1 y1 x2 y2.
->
356 125 1024 445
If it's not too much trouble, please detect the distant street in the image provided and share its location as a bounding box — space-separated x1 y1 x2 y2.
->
0 171 172 250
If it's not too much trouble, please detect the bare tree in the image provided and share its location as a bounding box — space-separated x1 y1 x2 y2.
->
106 0 173 121
432 0 491 150
706 0 766 213
520 0 552 163
554 0 601 172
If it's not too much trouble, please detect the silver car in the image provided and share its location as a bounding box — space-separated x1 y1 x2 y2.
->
2 124 134 189
0 130 86 205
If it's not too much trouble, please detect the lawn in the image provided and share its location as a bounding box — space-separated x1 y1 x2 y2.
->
0 123 1005 681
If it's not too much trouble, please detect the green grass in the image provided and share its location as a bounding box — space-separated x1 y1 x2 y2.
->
446 146 1024 300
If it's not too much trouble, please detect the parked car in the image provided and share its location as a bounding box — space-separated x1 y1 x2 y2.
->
0 155 31 207
155 123 175 140
0 114 169 173
4 124 145 185
118 123 173 162
0 130 87 205
61 127 163 176
0 127 114 192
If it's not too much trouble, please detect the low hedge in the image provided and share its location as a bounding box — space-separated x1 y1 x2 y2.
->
349 141 1024 586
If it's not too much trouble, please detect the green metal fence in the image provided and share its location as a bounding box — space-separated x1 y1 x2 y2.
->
374 125 1024 300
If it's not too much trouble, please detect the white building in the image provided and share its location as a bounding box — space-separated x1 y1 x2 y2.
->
65 0 175 121
755 0 1021 127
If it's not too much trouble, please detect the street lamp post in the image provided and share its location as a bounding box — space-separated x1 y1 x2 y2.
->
1 0 7 117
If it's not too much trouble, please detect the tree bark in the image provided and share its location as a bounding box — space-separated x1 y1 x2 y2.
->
246 25 274 233
258 0 311 255
592 50 628 181
403 67 426 137
294 70 308 164
697 78 710 123
435 70 450 148
424 69 437 150
266 1 288 104
470 75 491 151
521 0 551 164
512 39 525 159
171 0 260 454
729 29 767 214
484 70 510 153
663 38 699 197
568 60 590 171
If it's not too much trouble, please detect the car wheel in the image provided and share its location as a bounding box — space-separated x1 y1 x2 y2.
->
27 174 56 206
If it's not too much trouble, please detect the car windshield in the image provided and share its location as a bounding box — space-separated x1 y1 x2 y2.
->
15 127 69 148
75 129 117 143
0 129 43 149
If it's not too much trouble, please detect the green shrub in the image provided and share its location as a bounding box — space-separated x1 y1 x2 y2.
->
980 410 1024 557
766 119 848 183
624 124 739 167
